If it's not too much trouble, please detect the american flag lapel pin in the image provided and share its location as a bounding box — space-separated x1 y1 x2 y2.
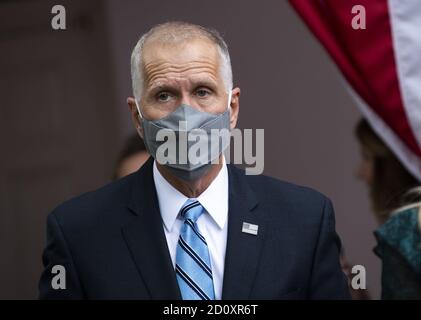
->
242 222 258 236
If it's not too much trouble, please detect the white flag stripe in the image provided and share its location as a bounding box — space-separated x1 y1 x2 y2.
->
388 0 421 149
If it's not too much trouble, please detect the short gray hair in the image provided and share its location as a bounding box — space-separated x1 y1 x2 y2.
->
130 21 233 104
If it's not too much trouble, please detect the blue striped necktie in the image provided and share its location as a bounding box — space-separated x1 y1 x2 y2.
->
175 199 215 300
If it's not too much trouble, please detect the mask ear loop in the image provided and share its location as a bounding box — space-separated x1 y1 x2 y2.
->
135 100 143 119
227 89 233 112
135 100 143 132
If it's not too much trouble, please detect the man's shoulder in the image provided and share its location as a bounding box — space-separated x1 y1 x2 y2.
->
48 173 136 230
229 165 330 214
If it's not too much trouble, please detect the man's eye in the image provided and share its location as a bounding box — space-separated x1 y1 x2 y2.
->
196 89 210 97
157 92 171 101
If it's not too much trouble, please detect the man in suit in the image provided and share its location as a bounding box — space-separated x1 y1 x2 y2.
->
39 21 350 299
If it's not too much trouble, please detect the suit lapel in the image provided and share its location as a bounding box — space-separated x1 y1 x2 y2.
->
222 165 266 299
122 157 181 299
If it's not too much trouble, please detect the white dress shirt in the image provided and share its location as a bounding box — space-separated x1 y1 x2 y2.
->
153 160 229 300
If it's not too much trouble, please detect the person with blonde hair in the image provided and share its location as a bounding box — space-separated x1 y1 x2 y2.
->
355 118 421 299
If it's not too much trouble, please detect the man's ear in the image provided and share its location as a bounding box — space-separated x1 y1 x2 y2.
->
229 87 240 129
127 97 144 138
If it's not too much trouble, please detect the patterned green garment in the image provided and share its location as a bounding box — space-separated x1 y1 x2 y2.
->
374 206 421 299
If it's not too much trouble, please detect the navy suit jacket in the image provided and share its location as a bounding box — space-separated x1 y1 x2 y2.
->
39 157 350 299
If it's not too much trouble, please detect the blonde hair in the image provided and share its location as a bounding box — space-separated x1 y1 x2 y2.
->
391 187 421 232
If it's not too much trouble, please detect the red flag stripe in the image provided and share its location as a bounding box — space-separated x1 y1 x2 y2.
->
289 0 421 158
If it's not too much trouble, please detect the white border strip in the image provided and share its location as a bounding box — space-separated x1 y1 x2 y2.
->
387 0 421 148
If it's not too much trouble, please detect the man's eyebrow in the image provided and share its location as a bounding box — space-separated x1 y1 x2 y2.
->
147 83 176 94
191 79 218 89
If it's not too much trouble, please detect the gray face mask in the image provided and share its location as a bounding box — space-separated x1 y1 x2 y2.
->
136 92 232 181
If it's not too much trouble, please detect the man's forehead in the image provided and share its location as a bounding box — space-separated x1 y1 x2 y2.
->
142 37 220 71
141 37 221 89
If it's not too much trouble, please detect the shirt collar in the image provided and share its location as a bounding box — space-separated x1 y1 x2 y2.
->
153 159 229 232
